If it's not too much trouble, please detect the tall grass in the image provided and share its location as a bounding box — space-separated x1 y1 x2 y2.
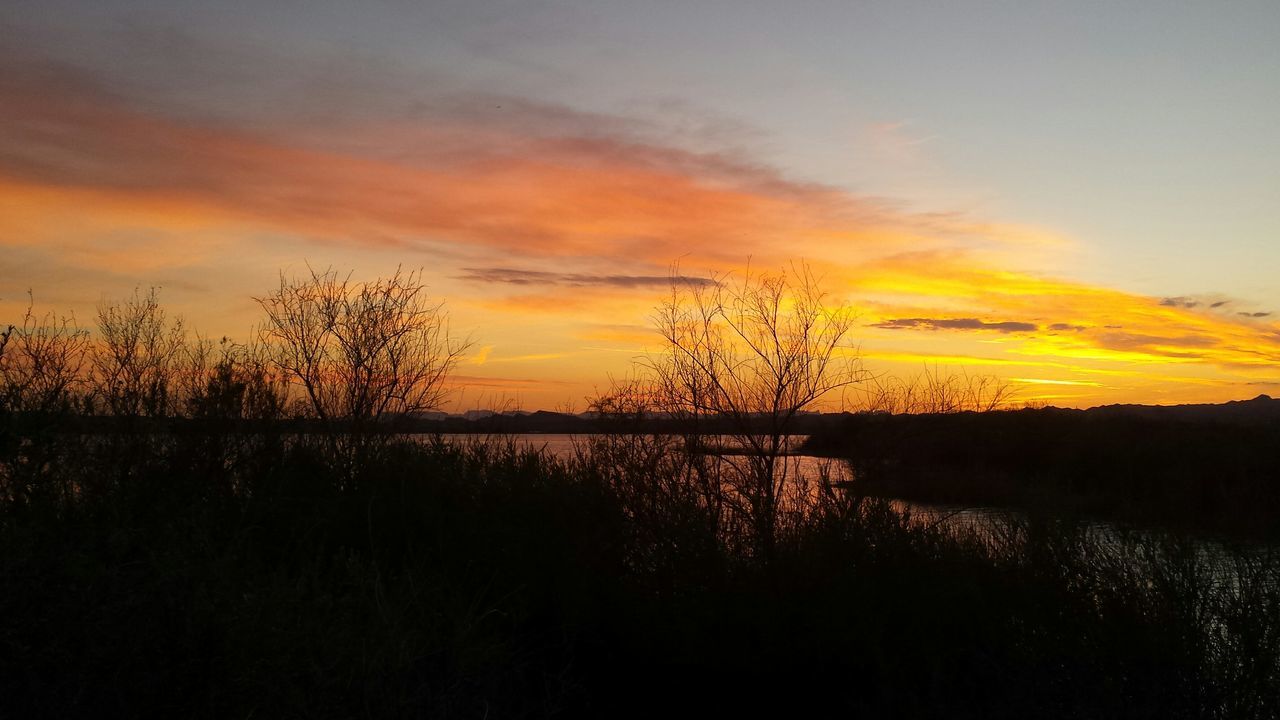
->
2 283 1278 717
1 421 1276 718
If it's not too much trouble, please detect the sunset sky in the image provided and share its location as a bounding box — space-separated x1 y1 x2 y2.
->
3 1 1279 410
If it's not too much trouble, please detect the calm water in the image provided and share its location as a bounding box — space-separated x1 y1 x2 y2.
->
440 432 837 475
436 433 1005 533
433 433 1278 575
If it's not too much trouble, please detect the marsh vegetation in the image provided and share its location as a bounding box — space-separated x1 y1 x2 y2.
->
2 266 1278 717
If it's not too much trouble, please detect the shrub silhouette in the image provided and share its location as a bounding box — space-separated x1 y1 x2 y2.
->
0 293 89 416
255 265 470 430
90 287 186 418
637 262 864 557
180 335 288 423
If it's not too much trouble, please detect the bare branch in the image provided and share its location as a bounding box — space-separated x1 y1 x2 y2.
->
254 266 472 430
0 292 90 415
639 260 866 556
90 287 186 418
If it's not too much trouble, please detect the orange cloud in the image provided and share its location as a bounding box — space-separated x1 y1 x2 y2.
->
0 51 1056 276
4 51 1280 408
850 253 1280 403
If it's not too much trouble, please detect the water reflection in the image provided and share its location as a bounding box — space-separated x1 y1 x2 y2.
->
432 433 1277 585
436 433 1026 535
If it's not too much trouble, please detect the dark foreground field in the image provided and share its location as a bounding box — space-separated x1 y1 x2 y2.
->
2 421 1279 719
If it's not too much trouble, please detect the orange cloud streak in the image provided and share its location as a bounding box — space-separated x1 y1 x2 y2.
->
3 52 1279 408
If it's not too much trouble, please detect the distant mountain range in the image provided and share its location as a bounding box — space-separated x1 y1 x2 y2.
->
1081 394 1280 425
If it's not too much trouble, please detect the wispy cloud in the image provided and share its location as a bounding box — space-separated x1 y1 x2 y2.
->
470 345 494 365
1010 377 1105 387
456 267 715 288
872 318 1039 333
0 44 1072 277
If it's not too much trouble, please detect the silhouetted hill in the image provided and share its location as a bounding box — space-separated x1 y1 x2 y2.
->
430 395 1280 433
1087 393 1280 424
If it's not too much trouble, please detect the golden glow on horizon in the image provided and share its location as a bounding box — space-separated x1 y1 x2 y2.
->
1010 378 1105 387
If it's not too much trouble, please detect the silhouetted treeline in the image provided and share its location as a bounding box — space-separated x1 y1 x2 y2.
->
803 395 1280 540
0 407 851 436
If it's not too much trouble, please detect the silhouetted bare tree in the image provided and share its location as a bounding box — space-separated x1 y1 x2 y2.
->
0 294 90 415
90 288 187 418
645 262 865 556
0 295 92 506
255 266 470 431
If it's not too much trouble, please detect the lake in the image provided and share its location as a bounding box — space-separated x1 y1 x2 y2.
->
437 432 1022 534
434 433 1278 580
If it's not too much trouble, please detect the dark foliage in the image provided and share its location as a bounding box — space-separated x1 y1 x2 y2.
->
1 423 1278 718
803 400 1280 540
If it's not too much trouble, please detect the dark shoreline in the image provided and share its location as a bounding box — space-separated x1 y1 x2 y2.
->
800 396 1280 542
